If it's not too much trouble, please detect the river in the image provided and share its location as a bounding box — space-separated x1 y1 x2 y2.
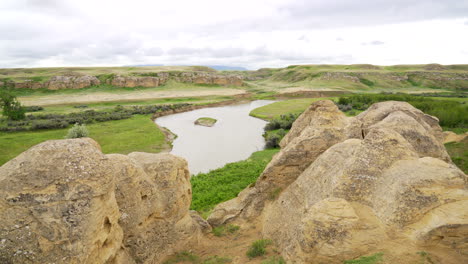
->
155 100 274 174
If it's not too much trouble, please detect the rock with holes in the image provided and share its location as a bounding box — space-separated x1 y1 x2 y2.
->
0 138 123 264
0 139 208 264
111 152 203 263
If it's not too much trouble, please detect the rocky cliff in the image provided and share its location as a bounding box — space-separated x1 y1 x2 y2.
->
0 138 209 264
2 71 244 90
209 100 467 263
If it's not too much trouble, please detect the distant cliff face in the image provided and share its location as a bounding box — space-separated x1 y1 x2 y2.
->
4 71 244 90
209 100 467 263
0 138 210 264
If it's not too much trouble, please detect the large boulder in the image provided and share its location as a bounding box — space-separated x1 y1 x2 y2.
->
208 100 453 226
0 139 123 264
259 101 466 263
0 139 208 264
208 100 357 225
208 99 466 263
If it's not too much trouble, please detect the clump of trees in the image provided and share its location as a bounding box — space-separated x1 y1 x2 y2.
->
0 82 25 121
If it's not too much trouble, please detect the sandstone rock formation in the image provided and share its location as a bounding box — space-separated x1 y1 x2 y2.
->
10 72 244 90
209 100 467 263
443 131 468 143
0 138 208 264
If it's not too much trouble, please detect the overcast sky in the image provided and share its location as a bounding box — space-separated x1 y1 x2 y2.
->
1 0 467 69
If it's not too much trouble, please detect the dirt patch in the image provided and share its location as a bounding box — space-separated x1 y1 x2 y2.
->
18 89 248 106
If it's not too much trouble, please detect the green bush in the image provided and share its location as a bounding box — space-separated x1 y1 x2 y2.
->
265 129 287 149
246 239 272 258
65 123 89 138
24 106 44 112
31 119 68 130
2 103 192 132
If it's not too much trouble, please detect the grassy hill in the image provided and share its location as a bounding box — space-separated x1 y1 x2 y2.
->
245 64 468 92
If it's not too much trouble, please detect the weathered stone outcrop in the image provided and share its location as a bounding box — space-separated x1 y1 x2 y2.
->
209 100 466 263
0 138 208 264
10 72 244 90
109 76 160 88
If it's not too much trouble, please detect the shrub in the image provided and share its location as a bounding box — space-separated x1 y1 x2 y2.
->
24 106 44 112
73 105 89 108
265 129 287 149
31 119 69 130
246 239 272 258
65 123 89 139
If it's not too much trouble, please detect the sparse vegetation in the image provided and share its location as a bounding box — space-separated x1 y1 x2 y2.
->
163 252 231 264
262 256 286 264
190 149 279 216
212 224 240 237
344 252 384 264
246 239 273 258
163 251 200 264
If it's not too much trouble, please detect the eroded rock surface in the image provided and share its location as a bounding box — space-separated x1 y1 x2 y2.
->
0 138 207 264
10 72 244 90
209 100 466 263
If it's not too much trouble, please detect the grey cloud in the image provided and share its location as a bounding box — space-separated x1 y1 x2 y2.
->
336 37 344 41
281 0 468 28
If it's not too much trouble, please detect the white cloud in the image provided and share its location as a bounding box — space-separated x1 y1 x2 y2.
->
0 0 467 69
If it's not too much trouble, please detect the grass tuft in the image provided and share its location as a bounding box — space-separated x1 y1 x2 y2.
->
246 239 273 259
344 252 384 264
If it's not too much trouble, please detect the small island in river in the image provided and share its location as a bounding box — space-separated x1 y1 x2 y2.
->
194 117 217 127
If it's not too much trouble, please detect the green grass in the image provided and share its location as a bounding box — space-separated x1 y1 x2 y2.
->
250 98 336 120
0 114 166 166
445 138 468 173
163 252 231 264
344 253 384 264
246 239 272 259
190 149 279 215
212 224 240 237
262 256 286 264
163 251 200 264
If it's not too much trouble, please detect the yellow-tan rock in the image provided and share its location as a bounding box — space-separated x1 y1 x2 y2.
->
0 138 123 264
0 139 208 264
